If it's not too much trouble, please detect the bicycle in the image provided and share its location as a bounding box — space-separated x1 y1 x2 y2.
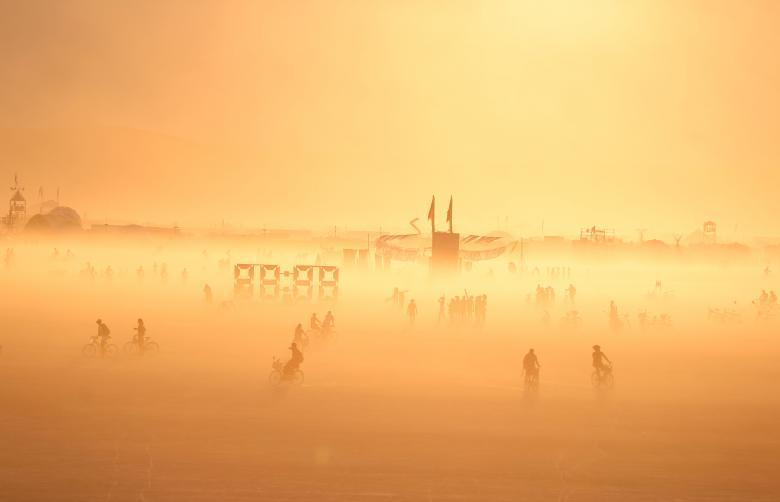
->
123 335 160 355
591 363 614 389
268 357 304 385
524 368 540 392
82 336 118 358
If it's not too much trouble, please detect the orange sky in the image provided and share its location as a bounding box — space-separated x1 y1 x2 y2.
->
1 0 779 238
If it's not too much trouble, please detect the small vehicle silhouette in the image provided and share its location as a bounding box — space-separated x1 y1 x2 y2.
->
591 363 614 389
269 357 304 385
82 336 118 358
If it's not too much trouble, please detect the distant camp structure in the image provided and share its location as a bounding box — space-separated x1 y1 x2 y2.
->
703 220 717 245
25 206 83 233
373 196 517 273
579 226 616 243
2 174 27 229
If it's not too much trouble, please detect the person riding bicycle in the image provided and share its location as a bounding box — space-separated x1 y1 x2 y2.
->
592 345 612 379
310 313 321 331
294 323 306 345
96 319 111 348
134 318 146 349
523 349 540 381
323 311 335 331
283 342 304 378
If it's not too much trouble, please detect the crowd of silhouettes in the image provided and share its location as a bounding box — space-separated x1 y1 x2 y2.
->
754 289 778 319
535 285 556 306
445 293 487 326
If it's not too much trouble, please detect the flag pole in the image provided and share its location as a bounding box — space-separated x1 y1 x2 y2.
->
447 196 453 233
428 195 436 234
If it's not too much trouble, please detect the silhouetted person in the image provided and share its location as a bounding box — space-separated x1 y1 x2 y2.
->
523 349 540 380
310 313 321 331
567 284 576 302
284 342 304 377
323 311 335 330
407 299 418 324
438 295 446 324
96 319 111 348
203 284 213 303
294 323 306 345
592 345 612 379
389 287 399 305
609 300 620 330
134 318 146 349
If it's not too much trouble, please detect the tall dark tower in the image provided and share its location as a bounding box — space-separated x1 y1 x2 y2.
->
431 231 460 275
430 195 459 276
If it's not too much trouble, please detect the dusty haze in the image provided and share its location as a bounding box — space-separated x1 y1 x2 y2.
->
1 237 779 500
1 0 780 233
2 1 780 501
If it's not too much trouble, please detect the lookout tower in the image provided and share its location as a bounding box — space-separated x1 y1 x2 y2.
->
703 220 716 245
3 174 26 228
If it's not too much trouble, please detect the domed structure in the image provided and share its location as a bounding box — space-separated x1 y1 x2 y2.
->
25 206 82 232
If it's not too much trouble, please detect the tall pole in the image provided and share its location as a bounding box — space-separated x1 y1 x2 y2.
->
427 195 436 234
447 195 453 233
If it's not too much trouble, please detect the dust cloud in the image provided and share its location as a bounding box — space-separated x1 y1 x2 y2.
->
1 235 779 501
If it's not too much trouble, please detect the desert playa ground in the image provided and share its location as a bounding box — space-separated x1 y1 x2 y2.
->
1 245 779 501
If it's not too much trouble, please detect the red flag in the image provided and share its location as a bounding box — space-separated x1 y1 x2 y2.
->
427 196 435 232
446 196 453 232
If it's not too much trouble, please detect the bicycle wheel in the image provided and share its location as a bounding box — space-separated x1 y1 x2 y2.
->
82 343 97 357
144 341 160 354
590 371 601 388
268 370 282 386
123 341 138 355
292 370 305 385
525 374 539 392
104 344 119 357
602 372 614 389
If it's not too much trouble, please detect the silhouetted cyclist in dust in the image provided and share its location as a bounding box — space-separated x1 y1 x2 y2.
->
283 342 304 378
592 345 612 379
310 313 321 331
523 348 540 378
294 323 306 345
96 319 111 348
323 311 335 331
134 318 146 349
